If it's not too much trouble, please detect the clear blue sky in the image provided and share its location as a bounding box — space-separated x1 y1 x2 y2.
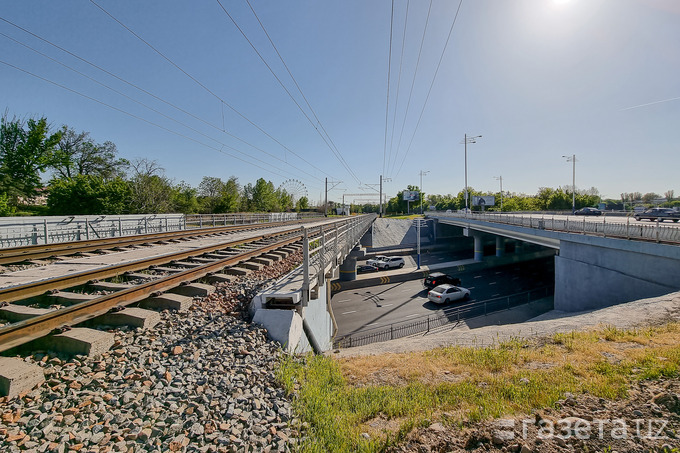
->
1 0 678 205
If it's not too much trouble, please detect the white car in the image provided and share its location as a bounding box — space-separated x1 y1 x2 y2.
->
366 255 388 267
427 284 471 304
376 256 405 270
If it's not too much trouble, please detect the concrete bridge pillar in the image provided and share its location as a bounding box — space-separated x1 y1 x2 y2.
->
474 235 484 261
496 237 505 257
514 240 524 254
339 256 357 281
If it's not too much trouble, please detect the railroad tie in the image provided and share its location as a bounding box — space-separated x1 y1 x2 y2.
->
95 307 161 329
0 305 55 323
138 293 192 312
169 283 215 298
0 357 45 398
41 327 115 358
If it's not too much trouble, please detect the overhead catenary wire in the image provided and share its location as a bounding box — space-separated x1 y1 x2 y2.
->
388 0 433 178
395 0 464 179
214 0 362 186
382 0 395 177
87 0 335 181
0 31 323 184
0 15 327 183
0 59 295 180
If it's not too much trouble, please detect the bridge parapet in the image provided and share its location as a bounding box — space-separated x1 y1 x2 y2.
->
430 212 680 244
251 214 376 353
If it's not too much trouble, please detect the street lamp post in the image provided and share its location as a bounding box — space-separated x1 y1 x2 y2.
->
494 175 503 211
419 170 429 214
562 154 576 214
461 134 482 212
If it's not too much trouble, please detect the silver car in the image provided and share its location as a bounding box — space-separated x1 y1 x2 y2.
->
427 284 471 304
366 255 388 266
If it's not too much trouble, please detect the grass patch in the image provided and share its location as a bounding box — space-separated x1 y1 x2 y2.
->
276 323 680 452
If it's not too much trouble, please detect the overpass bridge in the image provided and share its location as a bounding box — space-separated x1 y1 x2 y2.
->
429 212 680 312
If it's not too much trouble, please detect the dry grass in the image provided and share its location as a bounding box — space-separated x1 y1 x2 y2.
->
276 323 680 453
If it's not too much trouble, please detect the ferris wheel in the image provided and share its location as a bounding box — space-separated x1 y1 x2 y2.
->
278 179 308 205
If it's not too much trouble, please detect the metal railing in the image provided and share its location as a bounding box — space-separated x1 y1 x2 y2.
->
301 214 376 303
185 212 322 228
333 286 553 349
0 214 185 248
431 212 680 244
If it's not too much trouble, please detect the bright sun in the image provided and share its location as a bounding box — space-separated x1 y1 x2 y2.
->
553 0 572 4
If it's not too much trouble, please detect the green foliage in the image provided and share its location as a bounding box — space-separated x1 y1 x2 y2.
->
171 181 200 214
0 192 15 216
296 196 310 212
49 127 129 180
0 114 62 205
47 175 131 215
198 176 240 213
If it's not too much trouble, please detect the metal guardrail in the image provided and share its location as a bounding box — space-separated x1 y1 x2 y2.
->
333 286 553 349
431 212 680 244
301 214 377 304
185 212 322 228
0 214 185 248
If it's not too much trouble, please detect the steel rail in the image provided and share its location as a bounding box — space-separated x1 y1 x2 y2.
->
0 234 305 353
0 219 313 265
0 227 306 304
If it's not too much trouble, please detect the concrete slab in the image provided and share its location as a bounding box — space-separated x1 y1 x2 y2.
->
252 309 303 354
95 307 160 329
189 257 219 263
251 257 274 266
0 357 45 398
48 291 98 305
225 267 250 276
48 327 114 357
206 273 234 284
88 281 133 291
138 293 192 312
0 305 55 322
170 282 215 297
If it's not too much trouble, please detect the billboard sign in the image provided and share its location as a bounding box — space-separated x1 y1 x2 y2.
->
403 190 420 202
472 196 495 207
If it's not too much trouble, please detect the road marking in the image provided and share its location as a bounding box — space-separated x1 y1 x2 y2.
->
366 323 379 327
336 299 351 302
468 286 475 290
405 314 419 318
400 289 412 292
474 275 482 279
489 281 497 285
495 271 502 274
492 294 501 297
382 303 393 307
341 310 356 315
512 277 520 280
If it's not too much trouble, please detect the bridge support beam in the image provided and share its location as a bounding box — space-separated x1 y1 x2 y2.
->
339 256 357 281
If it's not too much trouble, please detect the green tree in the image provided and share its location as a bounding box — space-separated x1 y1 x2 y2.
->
49 128 129 180
198 176 240 213
295 196 309 212
171 181 199 214
128 159 174 213
0 114 62 205
251 178 277 212
47 174 131 215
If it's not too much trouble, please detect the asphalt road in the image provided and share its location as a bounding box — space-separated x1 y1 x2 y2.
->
332 256 554 338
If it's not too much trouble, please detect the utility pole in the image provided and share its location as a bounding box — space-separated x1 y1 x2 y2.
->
562 154 576 214
376 175 391 217
324 178 343 217
419 170 429 214
494 175 503 211
461 134 482 212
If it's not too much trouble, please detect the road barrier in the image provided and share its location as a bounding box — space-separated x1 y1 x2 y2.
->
432 212 680 244
333 286 553 349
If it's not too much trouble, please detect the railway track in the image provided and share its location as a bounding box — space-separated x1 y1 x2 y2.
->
0 218 313 266
0 218 336 354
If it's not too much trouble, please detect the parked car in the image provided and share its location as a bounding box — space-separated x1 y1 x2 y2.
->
574 207 602 216
423 272 461 290
357 264 379 274
634 208 680 222
376 256 405 270
427 284 471 304
366 255 388 266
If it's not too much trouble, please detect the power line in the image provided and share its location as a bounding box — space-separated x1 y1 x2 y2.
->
243 0 361 185
0 31 322 183
0 59 294 180
388 0 433 177
395 0 465 178
214 0 362 185
0 15 326 182
383 0 395 176
386 0 410 174
87 0 335 180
